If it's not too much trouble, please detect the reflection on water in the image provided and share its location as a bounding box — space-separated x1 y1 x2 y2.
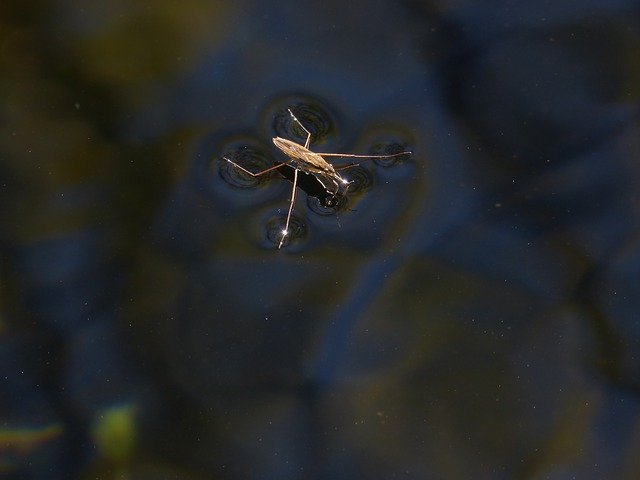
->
1 0 640 478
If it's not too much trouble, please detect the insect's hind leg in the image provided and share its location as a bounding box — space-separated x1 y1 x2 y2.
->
287 108 313 149
223 157 287 176
327 150 412 171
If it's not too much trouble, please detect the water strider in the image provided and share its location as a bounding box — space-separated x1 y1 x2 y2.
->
223 108 411 248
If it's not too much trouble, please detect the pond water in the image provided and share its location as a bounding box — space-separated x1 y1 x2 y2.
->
1 1 640 479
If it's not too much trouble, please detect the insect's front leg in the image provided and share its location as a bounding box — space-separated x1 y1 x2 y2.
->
330 178 341 196
313 175 330 192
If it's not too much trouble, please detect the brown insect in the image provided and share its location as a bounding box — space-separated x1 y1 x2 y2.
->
223 109 411 248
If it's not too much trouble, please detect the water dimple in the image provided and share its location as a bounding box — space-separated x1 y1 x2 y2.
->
264 214 308 249
371 139 413 168
357 125 414 168
341 166 374 195
262 95 339 148
218 142 277 189
307 192 350 216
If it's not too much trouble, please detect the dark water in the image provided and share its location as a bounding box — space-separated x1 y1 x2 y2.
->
1 1 640 479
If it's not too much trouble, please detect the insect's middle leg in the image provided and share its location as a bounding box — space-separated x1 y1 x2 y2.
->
279 167 299 249
314 175 330 192
287 108 312 149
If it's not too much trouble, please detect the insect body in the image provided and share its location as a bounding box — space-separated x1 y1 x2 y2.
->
223 109 411 248
272 136 350 197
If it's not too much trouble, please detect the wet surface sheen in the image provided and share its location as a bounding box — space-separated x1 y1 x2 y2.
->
1 1 640 479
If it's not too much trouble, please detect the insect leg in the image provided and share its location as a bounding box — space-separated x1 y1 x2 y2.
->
279 167 299 249
312 173 346 196
321 151 412 170
334 164 361 171
330 178 340 196
223 157 288 176
317 151 411 160
313 175 330 192
287 108 313 149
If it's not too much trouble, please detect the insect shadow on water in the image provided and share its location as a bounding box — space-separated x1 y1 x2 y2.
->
222 108 412 249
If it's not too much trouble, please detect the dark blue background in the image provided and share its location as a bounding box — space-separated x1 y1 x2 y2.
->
1 1 640 478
